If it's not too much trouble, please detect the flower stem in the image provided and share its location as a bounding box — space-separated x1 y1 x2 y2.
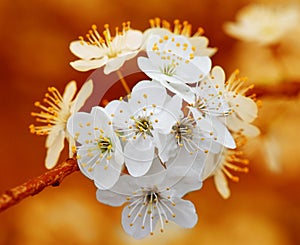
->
117 70 131 94
0 157 79 213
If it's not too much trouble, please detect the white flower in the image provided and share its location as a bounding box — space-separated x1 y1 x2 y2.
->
96 164 201 239
143 18 217 56
158 115 222 164
201 134 249 199
223 69 260 137
70 22 143 74
188 67 236 149
138 34 212 103
29 80 93 169
224 3 300 46
105 80 182 177
67 106 124 189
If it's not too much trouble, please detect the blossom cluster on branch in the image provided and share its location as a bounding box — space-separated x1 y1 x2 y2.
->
29 18 260 239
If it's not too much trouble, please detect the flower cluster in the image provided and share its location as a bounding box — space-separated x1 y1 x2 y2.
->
30 18 260 239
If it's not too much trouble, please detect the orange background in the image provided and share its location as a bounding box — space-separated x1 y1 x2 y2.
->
1 0 300 244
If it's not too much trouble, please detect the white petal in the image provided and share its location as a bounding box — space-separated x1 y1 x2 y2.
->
70 79 93 113
226 115 260 137
153 94 183 133
70 58 108 72
122 204 156 239
167 198 198 228
76 146 100 180
130 80 167 111
211 117 236 149
163 167 203 197
67 112 96 145
69 40 104 59
103 56 127 74
62 81 77 104
214 170 230 199
125 30 143 50
93 156 122 190
45 127 59 147
104 99 121 115
201 151 221 180
210 66 226 88
189 36 217 57
156 134 178 163
176 56 212 83
141 28 172 49
96 189 127 207
91 106 114 135
45 131 65 169
160 80 194 103
230 95 258 122
124 140 154 177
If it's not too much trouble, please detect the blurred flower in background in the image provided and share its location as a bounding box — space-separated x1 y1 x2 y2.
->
224 2 300 84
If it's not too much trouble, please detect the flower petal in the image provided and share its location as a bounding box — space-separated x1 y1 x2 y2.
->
122 204 157 239
70 79 93 113
96 188 127 207
103 56 127 74
226 115 260 137
67 112 96 145
230 94 258 122
93 155 122 190
70 58 108 72
124 140 154 177
62 81 77 104
45 130 65 169
159 80 194 103
125 30 143 50
69 40 104 59
214 170 230 199
167 198 198 228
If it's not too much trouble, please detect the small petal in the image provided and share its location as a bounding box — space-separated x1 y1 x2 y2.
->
214 170 230 199
62 81 77 104
69 40 104 59
70 58 108 72
70 79 93 113
168 199 198 228
94 156 122 190
103 56 127 74
45 131 65 169
125 30 143 50
124 140 155 177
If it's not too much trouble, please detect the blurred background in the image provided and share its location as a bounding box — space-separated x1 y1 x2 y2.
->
1 0 300 244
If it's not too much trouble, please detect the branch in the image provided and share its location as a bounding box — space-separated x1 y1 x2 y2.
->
0 157 78 213
250 81 300 98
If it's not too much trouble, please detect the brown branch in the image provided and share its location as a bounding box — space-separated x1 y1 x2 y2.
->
249 81 300 98
0 157 78 213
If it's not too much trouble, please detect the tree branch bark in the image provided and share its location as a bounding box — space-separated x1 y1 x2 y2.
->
0 157 78 213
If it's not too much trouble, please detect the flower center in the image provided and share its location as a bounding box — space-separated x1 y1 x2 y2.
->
161 63 177 76
79 22 131 57
132 116 153 137
171 117 194 147
98 136 113 153
29 87 69 135
126 187 177 235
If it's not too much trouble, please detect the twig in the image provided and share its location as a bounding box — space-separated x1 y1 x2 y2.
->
0 157 78 213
